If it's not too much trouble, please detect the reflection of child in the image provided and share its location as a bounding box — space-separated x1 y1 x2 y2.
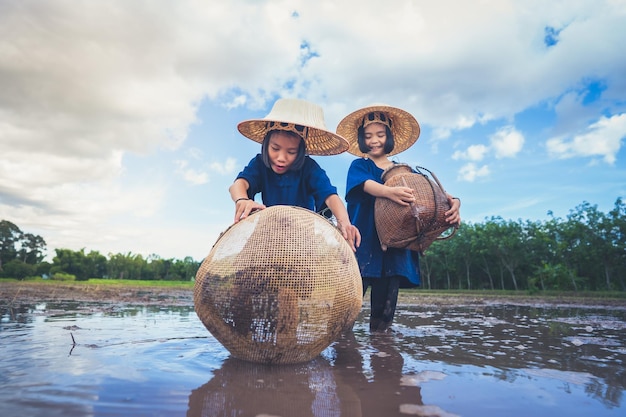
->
337 104 461 331
229 98 361 251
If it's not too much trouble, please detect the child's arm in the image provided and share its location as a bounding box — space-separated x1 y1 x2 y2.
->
229 178 266 223
324 194 361 252
363 180 461 226
362 180 415 206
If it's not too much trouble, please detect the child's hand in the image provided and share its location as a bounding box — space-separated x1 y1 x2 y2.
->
445 196 461 226
336 220 361 252
385 186 415 206
234 199 266 223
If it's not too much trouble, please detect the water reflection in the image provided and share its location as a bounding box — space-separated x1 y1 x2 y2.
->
186 331 428 417
392 304 626 411
332 330 428 416
1 296 624 417
188 356 362 417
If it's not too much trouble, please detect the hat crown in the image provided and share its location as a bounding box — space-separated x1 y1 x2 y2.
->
336 104 420 157
263 98 329 130
237 98 349 156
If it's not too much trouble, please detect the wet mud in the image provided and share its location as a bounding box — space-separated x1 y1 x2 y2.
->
3 281 624 312
1 281 625 417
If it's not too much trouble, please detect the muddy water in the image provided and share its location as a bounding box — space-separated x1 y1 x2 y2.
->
1 299 625 417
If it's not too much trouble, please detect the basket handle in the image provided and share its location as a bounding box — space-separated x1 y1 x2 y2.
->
436 225 458 242
415 165 447 194
414 165 459 244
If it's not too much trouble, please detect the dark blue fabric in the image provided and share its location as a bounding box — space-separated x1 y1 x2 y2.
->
345 158 420 285
237 154 337 212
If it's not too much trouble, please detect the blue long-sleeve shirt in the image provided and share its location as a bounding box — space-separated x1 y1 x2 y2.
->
237 154 338 212
346 157 420 284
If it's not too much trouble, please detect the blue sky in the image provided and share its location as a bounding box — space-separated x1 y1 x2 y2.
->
1 0 625 262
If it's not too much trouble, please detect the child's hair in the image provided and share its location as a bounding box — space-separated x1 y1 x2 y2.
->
261 130 307 171
357 123 395 155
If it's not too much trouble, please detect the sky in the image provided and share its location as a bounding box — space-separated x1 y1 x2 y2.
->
1 0 625 263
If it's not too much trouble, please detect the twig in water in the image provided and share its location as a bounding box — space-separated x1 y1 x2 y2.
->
68 332 77 356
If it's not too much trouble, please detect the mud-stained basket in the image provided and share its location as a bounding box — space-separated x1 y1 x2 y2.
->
194 205 363 365
374 164 457 254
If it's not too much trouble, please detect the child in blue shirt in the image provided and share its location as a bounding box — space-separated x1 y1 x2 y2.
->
230 98 361 252
337 104 461 330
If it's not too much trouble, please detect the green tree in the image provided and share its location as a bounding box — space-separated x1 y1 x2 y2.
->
18 233 47 264
0 220 22 270
426 238 456 289
492 218 527 291
606 198 626 290
145 254 166 280
450 224 474 289
419 250 435 289
1 220 48 275
51 248 90 281
36 261 52 277
472 222 498 289
106 252 146 280
524 219 555 291
169 256 200 281
85 251 107 278
0 259 36 279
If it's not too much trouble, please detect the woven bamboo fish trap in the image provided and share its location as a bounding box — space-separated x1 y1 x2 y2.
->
194 205 363 365
375 164 457 254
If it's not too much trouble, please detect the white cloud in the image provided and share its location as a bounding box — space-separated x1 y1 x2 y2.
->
210 158 239 175
458 163 490 182
452 144 489 161
314 0 626 130
172 156 238 187
490 126 525 159
546 114 626 164
452 126 523 180
174 160 209 185
0 179 166 258
0 0 624 259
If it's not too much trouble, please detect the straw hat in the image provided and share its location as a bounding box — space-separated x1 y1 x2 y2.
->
237 98 349 156
336 104 420 157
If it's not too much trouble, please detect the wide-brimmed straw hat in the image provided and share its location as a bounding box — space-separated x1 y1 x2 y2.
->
237 98 349 156
336 104 420 157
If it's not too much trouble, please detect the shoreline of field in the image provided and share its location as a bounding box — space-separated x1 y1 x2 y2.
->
2 280 625 311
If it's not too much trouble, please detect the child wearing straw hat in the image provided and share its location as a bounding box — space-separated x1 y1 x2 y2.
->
230 98 361 252
337 104 461 331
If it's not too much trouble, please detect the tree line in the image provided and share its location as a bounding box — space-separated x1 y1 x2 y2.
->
0 220 199 281
422 198 625 292
1 197 624 290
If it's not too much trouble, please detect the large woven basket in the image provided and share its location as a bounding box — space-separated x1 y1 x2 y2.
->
194 205 363 365
374 164 457 254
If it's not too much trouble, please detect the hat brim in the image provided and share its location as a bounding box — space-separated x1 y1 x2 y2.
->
336 105 420 157
238 119 349 156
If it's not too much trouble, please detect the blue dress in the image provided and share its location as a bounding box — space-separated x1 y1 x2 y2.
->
237 154 337 212
346 158 420 286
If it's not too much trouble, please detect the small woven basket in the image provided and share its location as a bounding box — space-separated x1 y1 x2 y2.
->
374 164 457 254
194 205 363 365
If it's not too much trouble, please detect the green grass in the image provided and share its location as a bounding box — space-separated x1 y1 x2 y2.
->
2 278 624 300
86 278 194 288
403 288 626 300
0 277 194 289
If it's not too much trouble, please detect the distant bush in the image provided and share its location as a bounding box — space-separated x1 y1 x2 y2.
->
0 259 36 280
51 272 76 281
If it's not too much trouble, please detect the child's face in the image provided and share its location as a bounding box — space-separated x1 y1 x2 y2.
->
267 131 301 174
363 123 387 156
